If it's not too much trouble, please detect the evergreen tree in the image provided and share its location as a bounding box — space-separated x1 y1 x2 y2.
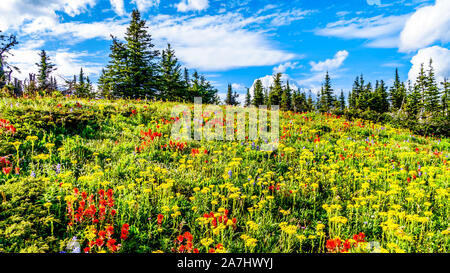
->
263 87 269 106
306 90 314 112
252 79 264 107
269 73 282 106
280 80 292 111
339 90 346 110
159 44 184 101
36 50 56 93
124 9 160 99
406 80 421 117
225 83 239 106
320 71 334 112
389 69 406 111
98 68 111 98
105 36 128 98
415 63 427 116
74 68 93 98
425 59 440 113
245 88 251 107
371 80 389 113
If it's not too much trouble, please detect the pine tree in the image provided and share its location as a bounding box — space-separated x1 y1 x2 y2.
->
252 79 264 107
225 83 239 106
74 68 93 98
159 44 184 101
225 83 233 105
105 36 128 98
280 80 292 111
339 90 346 110
425 59 440 114
415 63 427 117
371 80 389 113
306 90 314 111
98 68 111 98
269 73 282 106
389 69 406 111
124 9 160 99
36 50 56 93
320 71 334 112
245 88 251 107
406 80 421 117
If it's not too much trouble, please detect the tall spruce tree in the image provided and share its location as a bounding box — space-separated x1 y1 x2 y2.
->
36 50 56 93
320 71 334 112
389 69 406 111
245 88 251 107
159 43 184 101
225 83 239 106
124 9 159 99
415 63 427 116
280 80 292 111
339 90 346 110
425 59 440 113
269 73 282 106
252 79 264 107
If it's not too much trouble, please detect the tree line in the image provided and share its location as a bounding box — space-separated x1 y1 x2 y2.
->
235 64 448 136
0 9 220 104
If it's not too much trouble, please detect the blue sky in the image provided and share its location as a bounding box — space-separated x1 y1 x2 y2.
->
2 0 449 102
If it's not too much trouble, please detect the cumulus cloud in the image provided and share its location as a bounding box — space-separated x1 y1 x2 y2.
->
110 0 126 16
273 62 299 74
310 50 349 72
408 46 450 84
0 0 96 31
9 39 103 82
176 0 209 12
399 0 450 52
148 13 301 70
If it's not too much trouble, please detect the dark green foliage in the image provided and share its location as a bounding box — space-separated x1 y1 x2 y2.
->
269 73 282 106
159 44 185 102
252 79 264 107
0 177 60 252
36 50 56 93
225 83 240 106
280 81 292 111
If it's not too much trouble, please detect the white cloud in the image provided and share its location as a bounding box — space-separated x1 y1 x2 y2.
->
176 0 209 12
110 0 126 16
399 0 450 52
310 50 349 72
61 0 96 17
408 46 450 84
0 0 96 31
132 0 160 12
273 62 299 74
231 83 247 92
148 13 300 70
9 40 103 83
315 14 410 48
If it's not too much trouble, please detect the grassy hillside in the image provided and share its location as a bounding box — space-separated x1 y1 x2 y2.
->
0 96 448 253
